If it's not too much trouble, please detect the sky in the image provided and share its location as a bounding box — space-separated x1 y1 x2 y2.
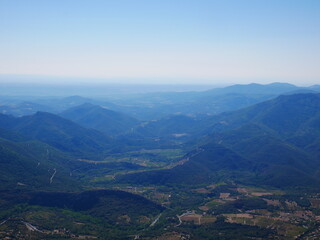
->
0 0 319 85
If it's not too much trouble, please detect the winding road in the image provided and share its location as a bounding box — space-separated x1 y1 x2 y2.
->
0 219 7 226
175 211 195 227
49 168 57 184
22 221 44 233
149 213 162 227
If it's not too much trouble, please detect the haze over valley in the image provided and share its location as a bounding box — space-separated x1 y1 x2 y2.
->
1 82 320 239
1 0 320 239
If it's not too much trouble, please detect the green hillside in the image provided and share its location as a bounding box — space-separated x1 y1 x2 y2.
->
0 136 77 191
118 94 320 189
0 112 112 157
60 103 139 135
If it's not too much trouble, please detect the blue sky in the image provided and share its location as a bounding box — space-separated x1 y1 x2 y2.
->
0 0 319 85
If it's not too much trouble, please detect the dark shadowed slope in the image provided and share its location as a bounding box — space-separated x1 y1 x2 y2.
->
203 93 320 136
205 123 320 187
0 112 112 156
60 103 139 135
0 129 77 190
28 189 164 219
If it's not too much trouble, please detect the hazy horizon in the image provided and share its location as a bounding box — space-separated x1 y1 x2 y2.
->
0 73 319 87
1 0 319 86
0 78 318 98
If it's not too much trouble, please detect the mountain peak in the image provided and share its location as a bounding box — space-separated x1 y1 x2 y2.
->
60 103 139 135
206 82 299 95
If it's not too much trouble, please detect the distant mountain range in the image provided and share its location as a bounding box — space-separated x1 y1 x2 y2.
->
0 101 56 117
1 82 319 120
118 93 320 188
203 82 299 95
1 85 320 191
1 84 320 239
106 82 318 119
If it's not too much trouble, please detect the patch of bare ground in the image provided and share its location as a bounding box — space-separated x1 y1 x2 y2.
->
117 215 131 224
236 187 281 197
207 184 218 189
153 192 171 201
152 232 190 240
73 222 85 225
199 199 230 211
285 200 298 210
200 215 217 224
310 198 320 208
247 209 272 216
180 214 202 225
193 188 210 194
180 214 216 225
223 213 254 220
138 216 151 224
219 193 230 199
76 235 97 239
223 213 307 238
251 192 273 197
198 205 210 211
263 198 281 207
